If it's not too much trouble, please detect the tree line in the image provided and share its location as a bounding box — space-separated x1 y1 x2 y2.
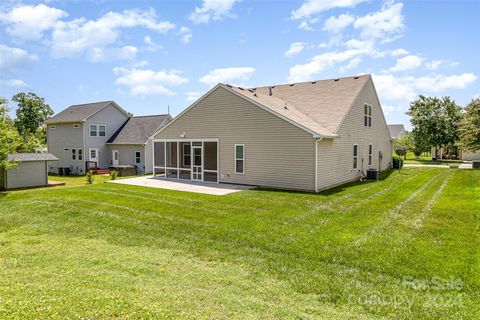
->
396 96 480 158
0 93 53 169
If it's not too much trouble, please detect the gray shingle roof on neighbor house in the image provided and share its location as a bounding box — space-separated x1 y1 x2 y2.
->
8 153 58 162
225 75 371 137
45 101 130 124
107 115 171 145
387 124 406 139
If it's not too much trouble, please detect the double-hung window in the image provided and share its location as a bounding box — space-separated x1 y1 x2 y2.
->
135 151 141 164
78 149 83 161
99 125 106 137
89 124 106 137
235 144 245 174
364 104 372 127
71 149 76 160
353 144 358 169
368 144 373 166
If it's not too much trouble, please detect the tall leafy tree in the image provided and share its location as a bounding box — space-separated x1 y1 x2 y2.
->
459 98 480 152
12 92 53 137
407 95 462 154
0 98 22 169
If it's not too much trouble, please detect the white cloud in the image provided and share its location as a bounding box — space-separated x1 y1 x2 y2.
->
390 54 423 72
199 67 255 86
323 14 354 33
373 73 417 101
285 42 307 57
189 0 239 24
143 35 163 52
87 45 138 63
186 91 201 102
390 48 409 56
0 4 67 40
51 9 174 59
6 79 27 87
179 27 192 44
353 2 405 41
0 44 38 70
340 57 361 72
113 67 188 96
412 73 477 92
291 0 366 20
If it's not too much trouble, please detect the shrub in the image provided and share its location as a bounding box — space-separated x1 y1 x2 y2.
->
86 170 94 184
393 154 404 170
109 169 119 180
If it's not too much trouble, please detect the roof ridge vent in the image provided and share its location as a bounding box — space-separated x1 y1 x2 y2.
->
238 87 244 90
284 103 288 110
253 88 257 97
311 81 316 84
226 84 232 88
353 76 359 79
289 84 295 87
268 87 272 96
334 78 339 81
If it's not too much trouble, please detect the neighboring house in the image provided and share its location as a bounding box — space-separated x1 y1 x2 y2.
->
106 115 172 174
432 146 480 161
152 74 393 192
46 101 171 175
1 153 58 190
387 124 406 139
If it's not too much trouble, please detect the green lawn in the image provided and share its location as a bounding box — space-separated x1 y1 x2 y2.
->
1 168 479 319
404 152 463 165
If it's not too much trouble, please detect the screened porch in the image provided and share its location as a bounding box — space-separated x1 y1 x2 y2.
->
153 140 218 182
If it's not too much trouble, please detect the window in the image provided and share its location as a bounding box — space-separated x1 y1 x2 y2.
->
89 148 98 161
135 151 141 164
99 125 106 137
235 144 245 174
183 144 191 166
78 149 83 161
368 144 373 166
364 104 372 127
353 145 358 169
71 149 76 160
90 124 97 136
50 125 56 129
73 124 80 128
89 124 106 137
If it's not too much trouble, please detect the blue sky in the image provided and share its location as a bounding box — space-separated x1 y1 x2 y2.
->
1 0 479 129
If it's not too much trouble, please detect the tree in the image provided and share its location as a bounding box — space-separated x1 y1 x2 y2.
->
459 98 480 152
12 92 53 138
406 95 462 156
0 98 22 169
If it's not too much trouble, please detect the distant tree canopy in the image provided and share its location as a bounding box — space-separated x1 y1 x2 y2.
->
459 98 480 152
0 98 22 170
12 92 53 138
407 95 462 154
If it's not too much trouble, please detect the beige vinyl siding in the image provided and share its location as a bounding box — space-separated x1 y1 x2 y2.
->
47 123 84 174
108 144 146 173
316 78 393 190
6 161 47 189
84 103 130 169
155 86 316 191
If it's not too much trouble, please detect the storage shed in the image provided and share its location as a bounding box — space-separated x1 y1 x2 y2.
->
1 153 59 190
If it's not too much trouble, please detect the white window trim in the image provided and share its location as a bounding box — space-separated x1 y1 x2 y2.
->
353 144 358 170
89 124 107 137
78 148 83 161
89 148 98 161
71 148 76 160
234 144 245 174
135 151 141 164
364 104 372 128
368 143 373 166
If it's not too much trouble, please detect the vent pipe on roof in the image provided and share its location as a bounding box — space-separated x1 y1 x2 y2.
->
354 76 359 79
268 87 272 96
284 103 288 110
253 88 257 97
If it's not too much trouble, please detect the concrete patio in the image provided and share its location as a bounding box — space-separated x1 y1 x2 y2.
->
106 176 254 195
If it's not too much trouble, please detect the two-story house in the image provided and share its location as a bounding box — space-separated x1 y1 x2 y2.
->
46 101 170 175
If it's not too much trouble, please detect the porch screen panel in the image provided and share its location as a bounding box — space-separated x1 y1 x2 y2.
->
204 142 218 171
154 142 165 166
166 142 178 168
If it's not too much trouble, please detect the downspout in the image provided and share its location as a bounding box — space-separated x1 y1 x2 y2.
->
315 137 323 192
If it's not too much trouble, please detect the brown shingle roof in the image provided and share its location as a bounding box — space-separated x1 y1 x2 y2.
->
226 75 371 137
107 115 171 144
45 101 129 124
